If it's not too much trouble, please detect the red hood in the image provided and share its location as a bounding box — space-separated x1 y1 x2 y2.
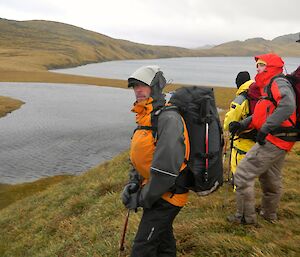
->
254 53 284 88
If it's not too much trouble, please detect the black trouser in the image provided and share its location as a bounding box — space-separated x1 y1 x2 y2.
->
130 198 182 257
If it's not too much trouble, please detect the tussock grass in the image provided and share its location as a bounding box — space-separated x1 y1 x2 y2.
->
0 175 73 210
0 145 299 257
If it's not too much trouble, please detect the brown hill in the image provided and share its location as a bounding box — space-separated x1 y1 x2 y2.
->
0 18 299 74
208 33 300 57
0 18 206 72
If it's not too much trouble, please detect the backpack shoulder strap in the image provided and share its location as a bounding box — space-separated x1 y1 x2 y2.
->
151 106 180 141
265 74 287 107
133 106 180 141
265 74 296 127
239 91 248 101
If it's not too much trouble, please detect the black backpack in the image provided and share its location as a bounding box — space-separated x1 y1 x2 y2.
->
166 86 224 196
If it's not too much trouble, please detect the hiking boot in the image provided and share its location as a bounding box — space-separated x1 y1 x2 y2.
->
227 214 259 226
227 214 246 224
259 211 278 224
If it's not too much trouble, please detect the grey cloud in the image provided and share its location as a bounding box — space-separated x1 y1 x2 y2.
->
0 0 64 17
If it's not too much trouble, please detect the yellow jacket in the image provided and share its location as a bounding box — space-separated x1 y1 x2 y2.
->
224 80 256 154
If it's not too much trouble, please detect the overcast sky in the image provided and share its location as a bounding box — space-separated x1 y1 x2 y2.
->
0 0 299 48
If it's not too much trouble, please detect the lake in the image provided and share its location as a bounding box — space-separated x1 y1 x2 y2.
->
0 83 136 184
52 57 300 87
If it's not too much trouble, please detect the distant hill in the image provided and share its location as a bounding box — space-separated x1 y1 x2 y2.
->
194 44 216 50
0 18 206 72
207 33 300 57
0 18 299 72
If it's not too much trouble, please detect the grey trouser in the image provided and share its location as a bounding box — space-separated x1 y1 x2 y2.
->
234 141 286 223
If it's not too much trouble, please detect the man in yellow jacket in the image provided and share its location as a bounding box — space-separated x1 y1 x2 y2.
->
224 71 259 176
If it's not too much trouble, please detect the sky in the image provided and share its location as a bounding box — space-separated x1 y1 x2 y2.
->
0 0 299 48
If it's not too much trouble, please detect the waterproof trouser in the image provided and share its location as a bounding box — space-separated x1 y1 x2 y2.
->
230 138 255 173
130 198 181 257
230 147 247 173
234 141 286 223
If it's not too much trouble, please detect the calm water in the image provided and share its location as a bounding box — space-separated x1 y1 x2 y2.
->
52 57 300 87
0 83 136 184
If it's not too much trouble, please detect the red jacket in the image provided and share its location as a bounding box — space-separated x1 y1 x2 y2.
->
251 53 296 151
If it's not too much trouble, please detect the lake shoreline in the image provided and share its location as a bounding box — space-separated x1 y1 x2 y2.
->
0 83 137 184
0 96 24 118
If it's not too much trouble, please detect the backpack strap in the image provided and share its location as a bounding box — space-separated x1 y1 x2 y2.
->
133 106 179 142
265 75 284 107
152 106 180 141
265 74 296 127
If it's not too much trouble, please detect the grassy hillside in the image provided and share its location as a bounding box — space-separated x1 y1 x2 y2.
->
0 18 206 72
0 146 299 257
0 18 299 76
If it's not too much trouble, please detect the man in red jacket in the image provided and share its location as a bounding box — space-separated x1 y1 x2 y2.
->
227 53 296 224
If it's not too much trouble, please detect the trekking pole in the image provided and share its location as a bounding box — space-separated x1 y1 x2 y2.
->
204 98 211 182
118 209 130 257
222 132 228 166
205 122 209 181
222 132 229 208
227 133 234 186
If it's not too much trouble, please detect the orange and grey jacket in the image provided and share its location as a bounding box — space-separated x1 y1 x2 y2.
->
241 53 296 151
130 97 190 208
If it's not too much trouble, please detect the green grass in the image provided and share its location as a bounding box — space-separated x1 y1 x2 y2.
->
0 175 73 210
0 145 299 257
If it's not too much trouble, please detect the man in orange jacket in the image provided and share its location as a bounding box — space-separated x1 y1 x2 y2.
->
121 65 190 256
227 53 296 224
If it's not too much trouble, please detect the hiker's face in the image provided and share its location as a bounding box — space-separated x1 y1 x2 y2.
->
257 64 266 74
133 84 151 102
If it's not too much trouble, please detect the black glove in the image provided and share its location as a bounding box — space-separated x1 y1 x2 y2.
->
121 182 139 206
229 121 242 135
256 131 268 145
125 191 141 210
